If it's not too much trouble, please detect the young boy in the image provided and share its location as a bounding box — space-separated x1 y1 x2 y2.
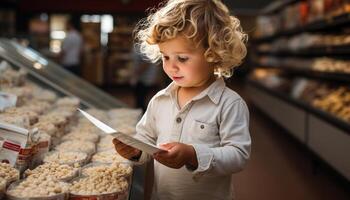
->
114 1 251 199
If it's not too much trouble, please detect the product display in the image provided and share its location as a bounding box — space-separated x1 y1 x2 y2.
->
61 130 100 143
81 162 132 178
97 135 116 151
311 86 350 122
255 0 350 38
256 56 350 74
257 34 350 52
55 140 96 156
24 162 79 182
0 66 27 87
70 175 128 196
91 150 127 163
6 175 70 198
250 69 350 124
43 151 88 167
0 43 142 199
0 163 19 186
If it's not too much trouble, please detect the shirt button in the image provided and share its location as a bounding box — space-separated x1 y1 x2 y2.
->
200 125 205 129
176 117 182 123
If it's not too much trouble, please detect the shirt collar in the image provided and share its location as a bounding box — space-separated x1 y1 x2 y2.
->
158 78 226 105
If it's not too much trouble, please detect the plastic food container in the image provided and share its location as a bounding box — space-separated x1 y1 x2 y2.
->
69 175 129 200
6 179 70 200
43 151 89 167
61 131 99 143
55 140 96 158
80 162 132 179
24 163 79 182
91 150 127 164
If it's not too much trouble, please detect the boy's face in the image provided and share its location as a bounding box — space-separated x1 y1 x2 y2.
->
158 36 214 88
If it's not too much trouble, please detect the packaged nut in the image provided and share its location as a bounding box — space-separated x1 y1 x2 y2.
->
0 114 30 128
55 97 80 108
24 100 52 115
55 140 96 156
73 123 100 135
85 108 109 122
81 162 132 179
25 162 78 182
38 114 68 136
4 107 39 125
61 130 99 143
30 132 51 168
43 151 88 167
97 135 115 151
69 175 128 196
6 175 70 199
32 121 57 137
92 150 127 164
0 163 20 186
0 67 26 87
33 89 57 103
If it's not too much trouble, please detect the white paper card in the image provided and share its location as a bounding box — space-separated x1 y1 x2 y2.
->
78 109 165 155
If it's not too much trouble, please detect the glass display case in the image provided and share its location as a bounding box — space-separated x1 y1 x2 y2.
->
0 38 126 109
0 38 146 199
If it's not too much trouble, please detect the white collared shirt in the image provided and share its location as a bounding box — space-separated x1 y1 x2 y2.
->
134 78 251 200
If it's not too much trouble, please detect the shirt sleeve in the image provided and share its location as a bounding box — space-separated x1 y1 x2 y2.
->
132 96 159 164
189 99 251 179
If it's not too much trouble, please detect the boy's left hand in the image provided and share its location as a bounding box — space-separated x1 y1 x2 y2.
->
153 142 198 169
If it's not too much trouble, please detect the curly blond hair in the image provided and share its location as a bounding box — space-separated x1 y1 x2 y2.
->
134 0 247 78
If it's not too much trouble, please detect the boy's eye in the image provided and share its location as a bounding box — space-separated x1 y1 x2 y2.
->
177 56 188 63
162 55 169 61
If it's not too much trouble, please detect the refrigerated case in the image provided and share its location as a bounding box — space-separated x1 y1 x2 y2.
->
0 38 145 199
0 38 125 109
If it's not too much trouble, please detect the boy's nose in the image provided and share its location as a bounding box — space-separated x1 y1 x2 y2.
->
167 61 179 72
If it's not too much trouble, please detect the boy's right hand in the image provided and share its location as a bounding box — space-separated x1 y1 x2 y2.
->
113 138 142 160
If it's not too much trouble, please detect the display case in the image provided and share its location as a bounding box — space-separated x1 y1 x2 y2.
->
0 38 146 199
249 0 350 182
0 38 126 109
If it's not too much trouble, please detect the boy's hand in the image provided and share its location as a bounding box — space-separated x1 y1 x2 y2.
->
113 138 141 160
153 142 198 169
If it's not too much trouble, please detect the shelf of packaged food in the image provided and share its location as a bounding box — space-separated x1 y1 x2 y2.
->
260 0 301 15
253 64 350 83
252 12 350 44
247 79 350 134
255 45 350 58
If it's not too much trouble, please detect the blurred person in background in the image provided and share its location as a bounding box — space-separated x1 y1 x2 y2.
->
131 45 161 112
60 19 83 76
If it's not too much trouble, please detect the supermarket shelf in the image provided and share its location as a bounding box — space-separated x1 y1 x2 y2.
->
252 13 350 43
247 79 350 134
255 45 350 58
260 0 301 15
253 64 350 83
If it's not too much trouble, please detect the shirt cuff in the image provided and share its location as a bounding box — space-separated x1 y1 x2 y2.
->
187 144 214 180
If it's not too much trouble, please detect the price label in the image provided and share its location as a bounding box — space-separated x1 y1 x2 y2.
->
0 122 29 166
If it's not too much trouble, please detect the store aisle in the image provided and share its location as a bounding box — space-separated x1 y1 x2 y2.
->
108 80 350 200
228 79 350 200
